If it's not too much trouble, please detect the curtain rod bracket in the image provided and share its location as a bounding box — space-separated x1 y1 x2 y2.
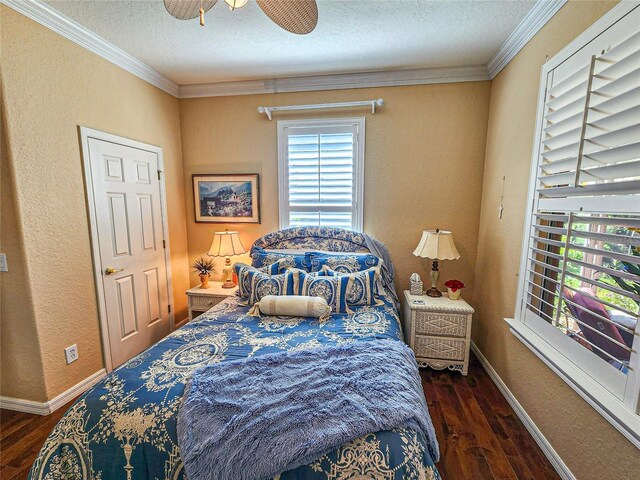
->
257 106 272 120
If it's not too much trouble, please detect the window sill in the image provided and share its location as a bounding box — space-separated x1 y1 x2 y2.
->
505 317 640 448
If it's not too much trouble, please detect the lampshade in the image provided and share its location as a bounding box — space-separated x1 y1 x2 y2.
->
208 231 246 257
413 230 460 260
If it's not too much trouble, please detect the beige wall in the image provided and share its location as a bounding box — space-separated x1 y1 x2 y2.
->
179 83 491 301
1 96 48 401
2 3 638 478
0 6 189 401
473 1 639 479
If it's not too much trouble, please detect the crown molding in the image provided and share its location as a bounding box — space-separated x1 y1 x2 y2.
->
1 0 179 97
488 0 567 79
178 65 491 98
3 0 568 98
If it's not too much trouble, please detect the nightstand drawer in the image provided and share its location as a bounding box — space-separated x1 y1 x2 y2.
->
414 311 467 337
414 335 466 361
190 295 223 310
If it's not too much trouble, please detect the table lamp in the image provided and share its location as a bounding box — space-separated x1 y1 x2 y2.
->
208 230 246 288
413 228 460 297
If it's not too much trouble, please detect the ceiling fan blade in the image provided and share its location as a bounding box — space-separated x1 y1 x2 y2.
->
164 0 218 20
256 0 318 35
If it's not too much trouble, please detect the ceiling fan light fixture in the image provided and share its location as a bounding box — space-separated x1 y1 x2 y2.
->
164 0 218 20
165 0 318 34
225 0 248 10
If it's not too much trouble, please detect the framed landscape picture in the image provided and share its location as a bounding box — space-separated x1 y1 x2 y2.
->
193 174 260 223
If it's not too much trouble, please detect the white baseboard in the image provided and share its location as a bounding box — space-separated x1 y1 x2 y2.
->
470 341 575 480
0 396 50 415
0 369 106 416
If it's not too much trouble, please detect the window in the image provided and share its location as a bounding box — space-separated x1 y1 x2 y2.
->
277 118 365 231
512 4 640 445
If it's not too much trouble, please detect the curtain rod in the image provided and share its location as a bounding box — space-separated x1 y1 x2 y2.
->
257 99 384 120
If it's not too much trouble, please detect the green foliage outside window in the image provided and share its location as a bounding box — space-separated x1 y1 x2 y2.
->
558 222 639 316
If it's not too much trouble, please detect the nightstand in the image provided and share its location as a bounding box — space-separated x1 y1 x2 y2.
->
402 290 474 375
186 282 238 322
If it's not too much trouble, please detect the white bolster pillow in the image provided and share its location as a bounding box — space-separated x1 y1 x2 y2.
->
248 295 331 322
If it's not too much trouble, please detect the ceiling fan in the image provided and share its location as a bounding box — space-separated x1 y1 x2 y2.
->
163 0 318 34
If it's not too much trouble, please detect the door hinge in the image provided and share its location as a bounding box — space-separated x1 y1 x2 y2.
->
157 170 162 180
168 304 172 313
163 239 166 249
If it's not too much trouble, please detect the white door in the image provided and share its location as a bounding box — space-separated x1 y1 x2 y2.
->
83 132 171 369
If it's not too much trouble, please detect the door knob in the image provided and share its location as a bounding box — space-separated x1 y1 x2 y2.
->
104 267 125 276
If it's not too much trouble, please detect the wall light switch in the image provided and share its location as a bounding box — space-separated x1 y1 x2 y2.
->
65 344 78 364
0 253 7 272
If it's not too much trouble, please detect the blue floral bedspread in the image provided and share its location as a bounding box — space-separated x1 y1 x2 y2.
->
29 294 440 480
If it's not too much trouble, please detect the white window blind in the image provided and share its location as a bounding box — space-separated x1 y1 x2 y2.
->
277 118 365 231
514 4 640 445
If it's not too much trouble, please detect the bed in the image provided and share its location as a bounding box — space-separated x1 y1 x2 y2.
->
29 227 441 480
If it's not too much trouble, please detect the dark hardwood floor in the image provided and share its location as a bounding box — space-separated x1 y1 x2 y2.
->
0 397 76 480
0 354 561 480
424 355 561 480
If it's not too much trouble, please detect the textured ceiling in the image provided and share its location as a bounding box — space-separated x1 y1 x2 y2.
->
43 0 537 85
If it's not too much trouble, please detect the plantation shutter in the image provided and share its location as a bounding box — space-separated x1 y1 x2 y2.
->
520 9 640 408
278 119 364 231
538 30 640 204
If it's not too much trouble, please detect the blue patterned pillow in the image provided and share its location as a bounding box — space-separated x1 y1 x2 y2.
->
322 266 382 306
298 271 350 314
291 267 334 278
245 269 300 306
308 252 382 273
251 247 310 272
234 261 284 299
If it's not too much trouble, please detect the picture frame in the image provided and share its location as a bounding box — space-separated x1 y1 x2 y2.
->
192 174 260 224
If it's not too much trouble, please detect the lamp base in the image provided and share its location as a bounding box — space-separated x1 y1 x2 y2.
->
221 280 236 289
426 259 442 297
425 287 443 298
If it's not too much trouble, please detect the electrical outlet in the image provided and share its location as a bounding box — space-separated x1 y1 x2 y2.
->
0 253 7 272
64 344 78 364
